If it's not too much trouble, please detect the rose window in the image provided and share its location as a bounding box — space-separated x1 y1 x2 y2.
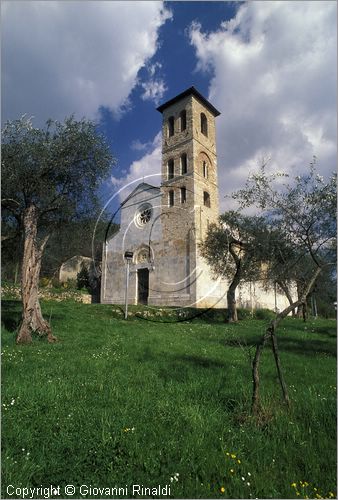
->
135 203 152 228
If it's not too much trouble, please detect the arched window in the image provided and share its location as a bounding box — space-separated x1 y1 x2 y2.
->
181 153 187 175
180 110 187 131
168 116 175 137
203 191 210 208
180 187 187 204
168 159 174 180
169 190 174 207
202 160 208 178
200 113 208 137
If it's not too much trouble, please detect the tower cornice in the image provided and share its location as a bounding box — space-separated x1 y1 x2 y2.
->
156 86 221 117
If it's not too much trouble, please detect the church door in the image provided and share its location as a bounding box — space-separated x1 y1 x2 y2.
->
137 268 149 305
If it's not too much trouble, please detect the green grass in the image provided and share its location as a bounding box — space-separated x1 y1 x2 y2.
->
1 300 336 499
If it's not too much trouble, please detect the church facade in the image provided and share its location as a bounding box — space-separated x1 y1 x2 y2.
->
101 87 289 311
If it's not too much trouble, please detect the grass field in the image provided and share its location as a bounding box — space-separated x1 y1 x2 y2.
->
1 300 336 499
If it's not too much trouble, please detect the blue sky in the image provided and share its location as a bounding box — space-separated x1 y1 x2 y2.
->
2 1 337 216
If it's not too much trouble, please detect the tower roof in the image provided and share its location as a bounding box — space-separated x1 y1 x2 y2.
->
156 86 221 117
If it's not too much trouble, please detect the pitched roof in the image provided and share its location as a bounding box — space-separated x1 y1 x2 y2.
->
156 86 221 117
121 182 161 207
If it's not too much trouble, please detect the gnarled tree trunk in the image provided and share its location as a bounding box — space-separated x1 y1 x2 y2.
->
251 266 322 415
277 280 296 316
227 246 242 322
16 205 56 344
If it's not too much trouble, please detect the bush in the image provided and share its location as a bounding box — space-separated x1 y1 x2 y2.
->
39 277 51 288
61 278 77 290
254 308 276 320
237 308 254 320
77 265 91 292
51 277 62 289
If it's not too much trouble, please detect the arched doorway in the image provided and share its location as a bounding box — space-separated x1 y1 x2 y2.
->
137 268 149 305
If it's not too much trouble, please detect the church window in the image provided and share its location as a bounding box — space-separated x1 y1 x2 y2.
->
168 159 174 179
203 191 210 208
180 187 187 204
181 153 187 175
169 190 174 207
180 110 187 131
168 116 175 137
202 160 208 178
135 203 152 228
201 113 208 137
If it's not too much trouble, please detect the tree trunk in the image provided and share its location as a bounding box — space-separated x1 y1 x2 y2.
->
227 287 238 322
16 206 56 344
302 300 308 322
251 266 322 415
14 261 19 285
277 280 296 317
270 326 290 406
251 330 271 415
296 282 305 317
226 245 242 322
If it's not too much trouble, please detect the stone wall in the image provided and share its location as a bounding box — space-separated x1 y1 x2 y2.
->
59 256 94 283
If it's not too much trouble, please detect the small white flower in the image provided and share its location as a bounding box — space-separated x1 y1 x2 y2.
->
248 472 251 476
247 482 251 486
242 477 245 481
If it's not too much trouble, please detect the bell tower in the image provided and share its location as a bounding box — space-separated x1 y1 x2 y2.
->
156 87 221 307
157 86 220 241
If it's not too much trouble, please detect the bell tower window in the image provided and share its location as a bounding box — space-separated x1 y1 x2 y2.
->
202 161 208 178
168 116 175 137
169 190 174 207
203 191 210 208
201 113 208 137
181 153 187 175
168 159 174 180
180 187 187 204
180 110 187 131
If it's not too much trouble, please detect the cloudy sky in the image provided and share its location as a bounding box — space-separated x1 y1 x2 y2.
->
2 1 336 212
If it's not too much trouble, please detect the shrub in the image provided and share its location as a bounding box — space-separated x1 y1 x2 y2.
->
39 277 51 288
77 265 91 292
51 277 62 289
237 308 254 320
254 308 276 320
61 278 77 290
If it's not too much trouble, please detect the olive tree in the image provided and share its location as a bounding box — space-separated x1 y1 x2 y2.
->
200 211 270 322
2 115 115 344
232 160 336 414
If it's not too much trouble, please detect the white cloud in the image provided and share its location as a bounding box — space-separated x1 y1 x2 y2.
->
2 1 172 124
130 139 153 152
140 79 167 105
148 62 162 77
111 131 162 202
189 1 337 210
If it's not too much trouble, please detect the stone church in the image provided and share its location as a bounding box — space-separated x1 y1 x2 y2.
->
101 87 288 311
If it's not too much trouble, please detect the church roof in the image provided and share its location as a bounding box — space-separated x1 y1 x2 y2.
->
120 182 161 207
156 86 221 117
